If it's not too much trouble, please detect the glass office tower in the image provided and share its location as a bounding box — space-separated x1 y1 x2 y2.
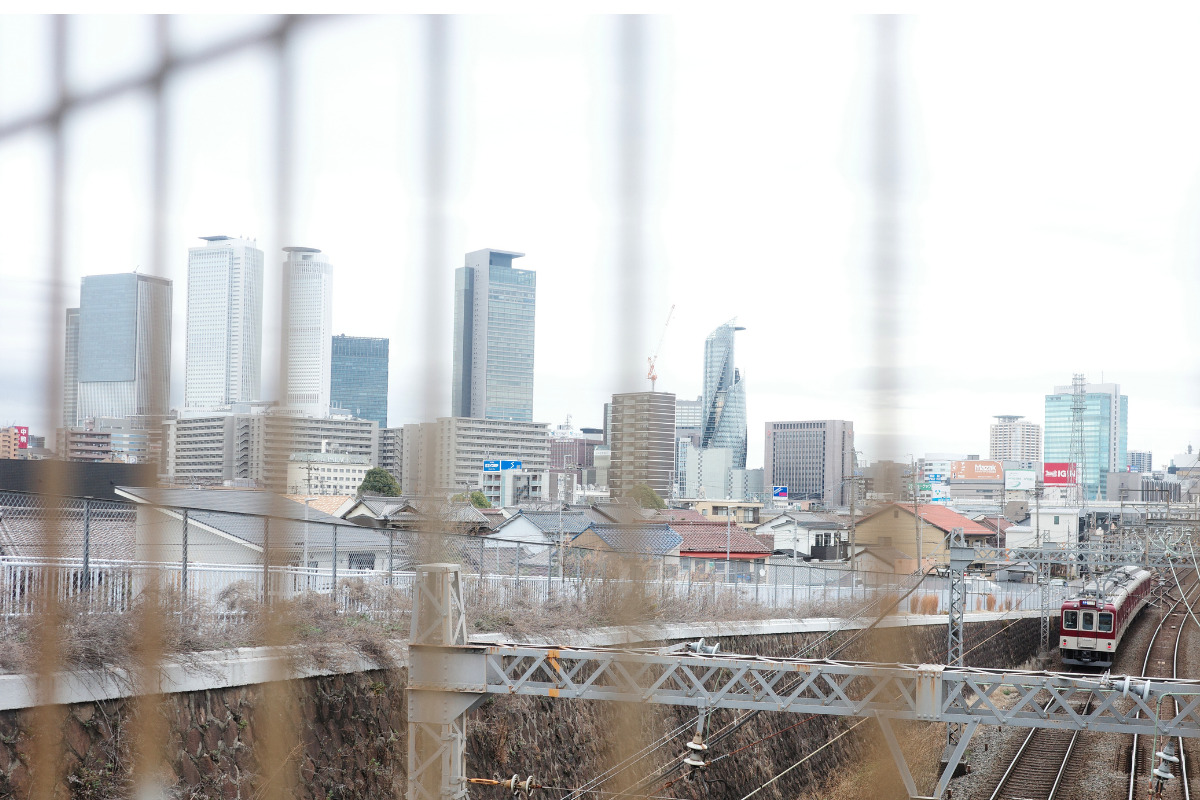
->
75 272 173 423
451 248 536 422
701 321 747 468
1044 381 1128 501
331 334 389 427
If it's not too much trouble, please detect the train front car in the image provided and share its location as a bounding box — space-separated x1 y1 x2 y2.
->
1060 566 1153 667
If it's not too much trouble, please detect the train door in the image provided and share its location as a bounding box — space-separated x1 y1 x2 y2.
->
1079 610 1097 648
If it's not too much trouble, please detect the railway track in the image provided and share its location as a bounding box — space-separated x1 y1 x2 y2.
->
986 717 1084 800
1128 570 1199 800
983 570 1198 800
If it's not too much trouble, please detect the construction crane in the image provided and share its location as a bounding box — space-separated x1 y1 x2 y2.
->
646 304 675 392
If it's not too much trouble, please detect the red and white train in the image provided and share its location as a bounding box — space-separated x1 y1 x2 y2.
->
1060 566 1154 667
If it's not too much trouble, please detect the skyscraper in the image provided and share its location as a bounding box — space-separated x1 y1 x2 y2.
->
184 235 265 410
330 334 389 427
989 415 1042 462
451 248 536 422
75 272 172 424
1044 380 1128 501
764 420 855 506
701 321 747 468
283 246 333 416
62 307 79 427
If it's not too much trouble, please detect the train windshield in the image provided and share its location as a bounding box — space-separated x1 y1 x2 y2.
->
1099 612 1113 632
1081 612 1095 631
1063 610 1078 629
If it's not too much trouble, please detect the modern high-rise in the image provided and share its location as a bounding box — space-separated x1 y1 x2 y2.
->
184 235 265 411
451 248 536 422
989 415 1042 462
330 334 389 427
283 247 333 416
62 307 80 427
701 322 747 468
74 272 173 424
1127 449 1153 474
608 391 676 499
675 395 704 495
1044 380 1128 501
763 420 855 506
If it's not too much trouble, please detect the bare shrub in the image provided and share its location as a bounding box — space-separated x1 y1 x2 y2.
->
986 593 997 611
918 594 940 614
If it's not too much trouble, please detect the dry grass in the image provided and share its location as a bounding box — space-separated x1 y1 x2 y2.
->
0 579 412 676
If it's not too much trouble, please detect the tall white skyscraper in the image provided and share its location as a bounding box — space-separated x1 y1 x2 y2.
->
184 235 265 411
283 246 333 416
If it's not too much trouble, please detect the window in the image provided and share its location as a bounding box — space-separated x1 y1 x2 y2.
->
348 552 376 570
893 510 899 518
1081 612 1094 631
880 536 893 547
1053 515 1060 525
1063 610 1078 629
1099 612 1113 633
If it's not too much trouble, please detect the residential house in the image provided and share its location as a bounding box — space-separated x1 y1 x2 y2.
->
668 521 771 581
851 503 993 569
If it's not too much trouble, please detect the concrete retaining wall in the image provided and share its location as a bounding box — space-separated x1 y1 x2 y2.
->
0 614 1045 799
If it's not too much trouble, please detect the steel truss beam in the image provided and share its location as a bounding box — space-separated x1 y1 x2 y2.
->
475 644 1200 738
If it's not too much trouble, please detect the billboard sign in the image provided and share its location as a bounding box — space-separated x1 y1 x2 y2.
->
950 460 1003 481
15 426 28 450
1005 469 1037 491
484 460 524 472
501 460 523 471
772 486 788 499
1043 462 1077 485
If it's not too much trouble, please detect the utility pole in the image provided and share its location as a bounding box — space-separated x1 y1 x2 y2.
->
725 511 731 584
910 456 923 568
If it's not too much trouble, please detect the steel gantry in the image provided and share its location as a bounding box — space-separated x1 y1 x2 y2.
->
407 564 1200 800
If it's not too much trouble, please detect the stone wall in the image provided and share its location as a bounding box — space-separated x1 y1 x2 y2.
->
0 618 1042 799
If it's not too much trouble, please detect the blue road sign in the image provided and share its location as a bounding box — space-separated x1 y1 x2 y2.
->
483 460 501 472
500 460 523 470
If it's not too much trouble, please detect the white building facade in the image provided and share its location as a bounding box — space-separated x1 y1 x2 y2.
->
283 246 334 416
184 236 265 411
989 415 1042 463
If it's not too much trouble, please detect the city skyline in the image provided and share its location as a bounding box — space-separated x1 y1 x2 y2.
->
3 16 1199 467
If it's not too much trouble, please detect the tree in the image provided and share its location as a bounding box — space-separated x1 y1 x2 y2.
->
358 467 400 497
468 490 492 509
628 483 666 510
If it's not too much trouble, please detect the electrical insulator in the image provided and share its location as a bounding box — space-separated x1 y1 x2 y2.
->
505 775 536 796
688 638 719 655
1152 740 1179 797
683 732 709 770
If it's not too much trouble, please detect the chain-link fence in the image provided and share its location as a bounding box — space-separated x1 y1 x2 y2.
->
0 491 1064 625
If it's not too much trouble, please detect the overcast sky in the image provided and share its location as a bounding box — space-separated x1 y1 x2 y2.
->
1 13 1199 470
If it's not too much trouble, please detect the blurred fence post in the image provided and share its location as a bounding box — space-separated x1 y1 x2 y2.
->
262 518 270 604
81 497 91 592
515 545 521 582
478 537 485 577
181 509 189 605
332 525 339 601
388 529 395 587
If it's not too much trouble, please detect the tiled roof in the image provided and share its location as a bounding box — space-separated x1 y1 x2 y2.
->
501 510 593 535
586 523 682 555
116 486 343 524
864 503 993 537
652 509 709 523
0 492 135 559
283 494 355 516
669 522 771 555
